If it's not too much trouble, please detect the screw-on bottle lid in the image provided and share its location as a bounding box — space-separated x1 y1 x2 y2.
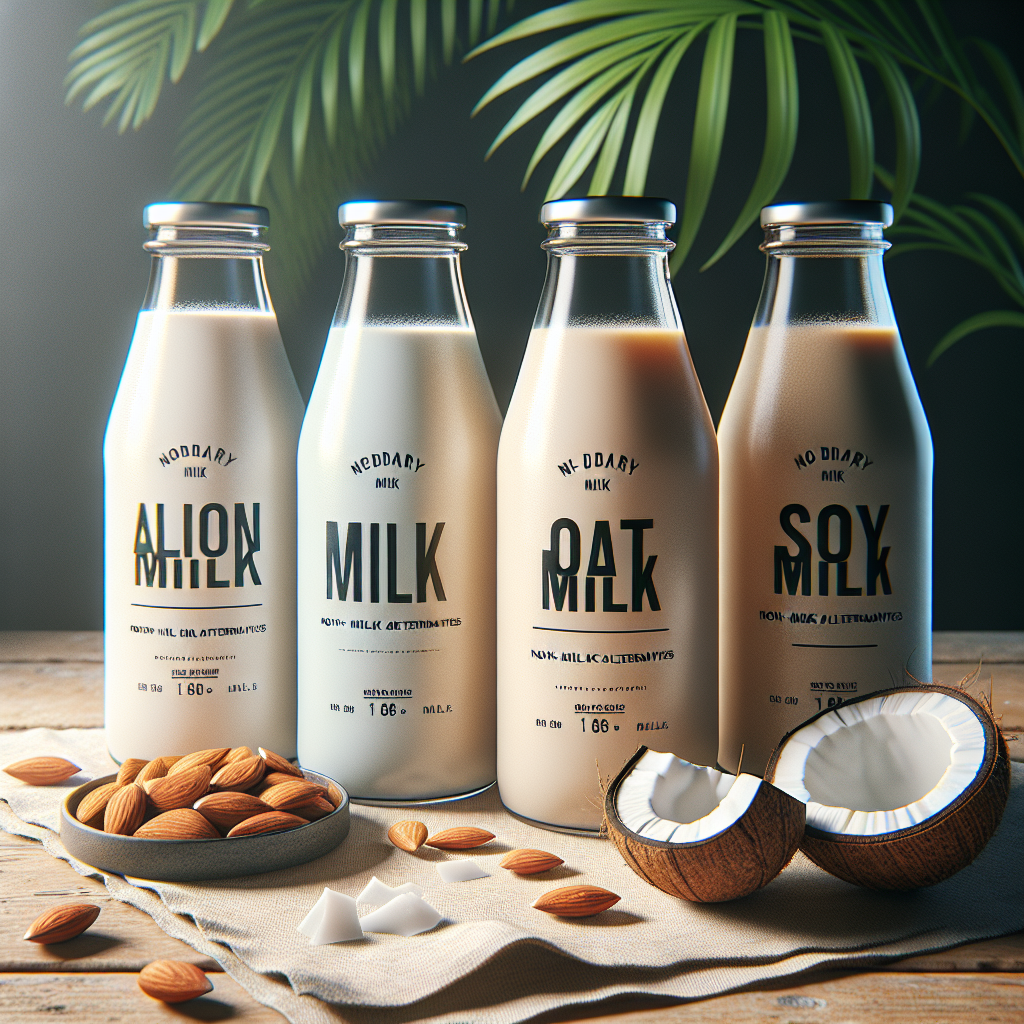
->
339 201 467 227
760 201 893 228
144 202 269 228
540 197 676 225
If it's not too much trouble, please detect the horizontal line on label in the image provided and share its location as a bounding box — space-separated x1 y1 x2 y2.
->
792 643 878 649
130 603 264 610
533 626 669 634
362 696 413 699
576 711 625 714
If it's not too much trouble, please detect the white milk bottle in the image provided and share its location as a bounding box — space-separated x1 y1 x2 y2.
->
104 203 304 762
497 198 719 832
297 201 500 802
718 201 933 776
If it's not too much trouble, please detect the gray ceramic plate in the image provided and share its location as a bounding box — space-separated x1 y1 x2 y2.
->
60 769 349 882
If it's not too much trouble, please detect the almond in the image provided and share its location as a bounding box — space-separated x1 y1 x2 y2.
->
533 885 620 917
138 959 213 1002
3 757 80 786
260 770 309 789
500 849 565 875
104 783 147 835
115 758 148 786
193 791 271 830
227 811 308 837
167 748 230 776
388 820 428 852
210 755 265 792
325 780 344 809
260 779 323 810
135 808 219 840
222 746 254 765
135 757 172 784
290 796 334 821
143 765 212 811
425 826 495 850
75 781 121 826
23 903 100 943
258 747 304 778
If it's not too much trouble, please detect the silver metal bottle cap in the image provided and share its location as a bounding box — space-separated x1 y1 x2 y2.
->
339 201 467 227
540 197 676 225
760 201 893 228
144 202 269 228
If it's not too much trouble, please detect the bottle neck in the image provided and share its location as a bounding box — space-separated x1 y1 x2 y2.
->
533 222 681 331
141 225 273 313
333 224 472 329
754 223 895 328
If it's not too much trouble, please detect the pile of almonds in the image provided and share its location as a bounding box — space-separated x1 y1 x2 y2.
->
72 746 341 840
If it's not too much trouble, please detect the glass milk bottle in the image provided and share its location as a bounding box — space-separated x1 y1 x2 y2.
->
297 201 500 802
497 197 719 832
104 202 304 762
718 201 933 776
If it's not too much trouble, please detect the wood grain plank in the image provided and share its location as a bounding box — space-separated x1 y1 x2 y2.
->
889 932 1024 972
933 632 1024 664
552 972 1024 1023
0 632 103 663
0 972 285 1021
930 662 1024 734
0 834 219 972
0 662 104 730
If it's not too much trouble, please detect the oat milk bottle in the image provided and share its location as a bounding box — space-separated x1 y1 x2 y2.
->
104 203 304 762
497 197 719 832
719 201 933 776
297 201 500 802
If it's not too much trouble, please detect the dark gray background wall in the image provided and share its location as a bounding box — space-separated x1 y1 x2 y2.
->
2 0 1021 631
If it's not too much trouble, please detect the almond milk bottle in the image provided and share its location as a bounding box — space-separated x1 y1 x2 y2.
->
297 202 500 802
104 203 304 762
719 201 933 776
497 198 719 832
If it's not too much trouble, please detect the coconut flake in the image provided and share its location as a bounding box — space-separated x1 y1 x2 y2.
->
359 893 442 936
357 876 423 905
436 858 490 883
296 888 363 944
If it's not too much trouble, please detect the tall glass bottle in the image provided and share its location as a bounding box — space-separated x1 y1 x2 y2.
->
104 202 304 762
497 197 719 833
718 201 933 776
297 201 500 802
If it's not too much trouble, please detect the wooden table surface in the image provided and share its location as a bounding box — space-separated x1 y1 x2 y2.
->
1 630 1021 1023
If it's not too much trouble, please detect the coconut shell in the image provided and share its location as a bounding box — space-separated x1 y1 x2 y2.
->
604 747 805 903
765 684 1011 890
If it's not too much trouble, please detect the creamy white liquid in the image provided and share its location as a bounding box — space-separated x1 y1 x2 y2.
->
104 310 304 761
718 323 932 775
497 326 719 831
297 325 500 801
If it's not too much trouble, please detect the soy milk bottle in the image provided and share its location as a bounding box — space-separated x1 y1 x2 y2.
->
718 201 933 776
297 201 500 802
104 203 304 762
497 198 719 832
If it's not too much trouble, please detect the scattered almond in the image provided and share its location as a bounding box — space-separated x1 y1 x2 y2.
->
135 757 172 784
103 783 147 835
138 959 213 1002
115 758 148 786
143 765 212 811
425 827 495 850
135 808 219 840
23 904 100 943
500 849 564 875
75 781 121 826
193 791 272 830
260 778 323 811
227 811 309 837
210 755 265 792
533 885 620 918
258 747 304 778
3 757 80 786
167 748 230 776
388 820 428 852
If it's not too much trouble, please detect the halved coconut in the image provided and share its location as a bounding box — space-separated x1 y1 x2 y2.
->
764 685 1010 890
604 747 804 902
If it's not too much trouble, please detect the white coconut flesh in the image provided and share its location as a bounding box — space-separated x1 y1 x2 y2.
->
614 749 762 844
771 690 987 836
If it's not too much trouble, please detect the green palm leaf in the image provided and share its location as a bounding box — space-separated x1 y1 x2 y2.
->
700 9 797 270
866 41 919 221
926 310 1024 367
546 91 623 199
